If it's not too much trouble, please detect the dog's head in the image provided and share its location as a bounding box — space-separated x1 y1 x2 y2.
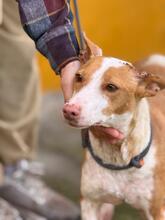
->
63 38 165 130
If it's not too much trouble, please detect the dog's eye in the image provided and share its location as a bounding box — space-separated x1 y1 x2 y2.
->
75 73 83 82
106 84 118 92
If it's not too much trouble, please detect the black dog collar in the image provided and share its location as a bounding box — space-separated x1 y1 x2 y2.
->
81 128 152 171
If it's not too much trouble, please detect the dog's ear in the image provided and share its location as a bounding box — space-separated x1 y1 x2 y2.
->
84 33 102 57
80 33 102 64
136 71 165 97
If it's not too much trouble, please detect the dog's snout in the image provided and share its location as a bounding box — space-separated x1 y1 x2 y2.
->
63 104 81 120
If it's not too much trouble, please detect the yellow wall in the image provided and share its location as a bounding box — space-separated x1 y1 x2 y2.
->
38 0 165 91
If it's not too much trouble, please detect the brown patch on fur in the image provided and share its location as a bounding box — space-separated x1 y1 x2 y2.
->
135 59 165 219
74 57 103 92
101 65 139 115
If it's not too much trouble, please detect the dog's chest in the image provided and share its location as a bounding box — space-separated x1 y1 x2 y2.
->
81 148 156 210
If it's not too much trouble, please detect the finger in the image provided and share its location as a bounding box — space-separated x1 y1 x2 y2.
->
61 74 74 102
61 61 80 102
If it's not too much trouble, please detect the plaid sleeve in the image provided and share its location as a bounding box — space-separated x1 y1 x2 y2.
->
18 0 80 74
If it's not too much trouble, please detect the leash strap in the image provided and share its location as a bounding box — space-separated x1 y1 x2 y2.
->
73 0 85 51
82 128 152 171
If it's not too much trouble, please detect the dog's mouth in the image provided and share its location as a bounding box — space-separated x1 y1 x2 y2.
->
68 122 87 129
65 119 89 129
66 119 115 130
65 118 101 129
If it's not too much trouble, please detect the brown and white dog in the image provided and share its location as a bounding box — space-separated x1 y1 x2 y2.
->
63 38 165 220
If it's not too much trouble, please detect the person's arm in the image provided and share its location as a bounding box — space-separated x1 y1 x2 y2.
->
17 0 124 141
17 0 80 75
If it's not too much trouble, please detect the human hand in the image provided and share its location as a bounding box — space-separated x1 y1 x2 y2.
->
61 60 81 102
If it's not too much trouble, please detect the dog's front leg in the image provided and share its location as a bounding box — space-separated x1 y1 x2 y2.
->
81 198 100 220
99 203 114 220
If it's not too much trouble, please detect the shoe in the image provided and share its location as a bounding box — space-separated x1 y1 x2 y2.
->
0 160 80 220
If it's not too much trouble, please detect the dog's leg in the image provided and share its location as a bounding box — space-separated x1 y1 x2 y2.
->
99 203 114 220
81 198 100 220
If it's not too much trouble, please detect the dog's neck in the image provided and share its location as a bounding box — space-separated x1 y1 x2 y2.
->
89 98 151 165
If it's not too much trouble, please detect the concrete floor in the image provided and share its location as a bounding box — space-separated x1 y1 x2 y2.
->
38 92 142 220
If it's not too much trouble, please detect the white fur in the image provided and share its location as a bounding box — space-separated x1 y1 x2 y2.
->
69 57 130 127
144 54 165 67
81 99 156 220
